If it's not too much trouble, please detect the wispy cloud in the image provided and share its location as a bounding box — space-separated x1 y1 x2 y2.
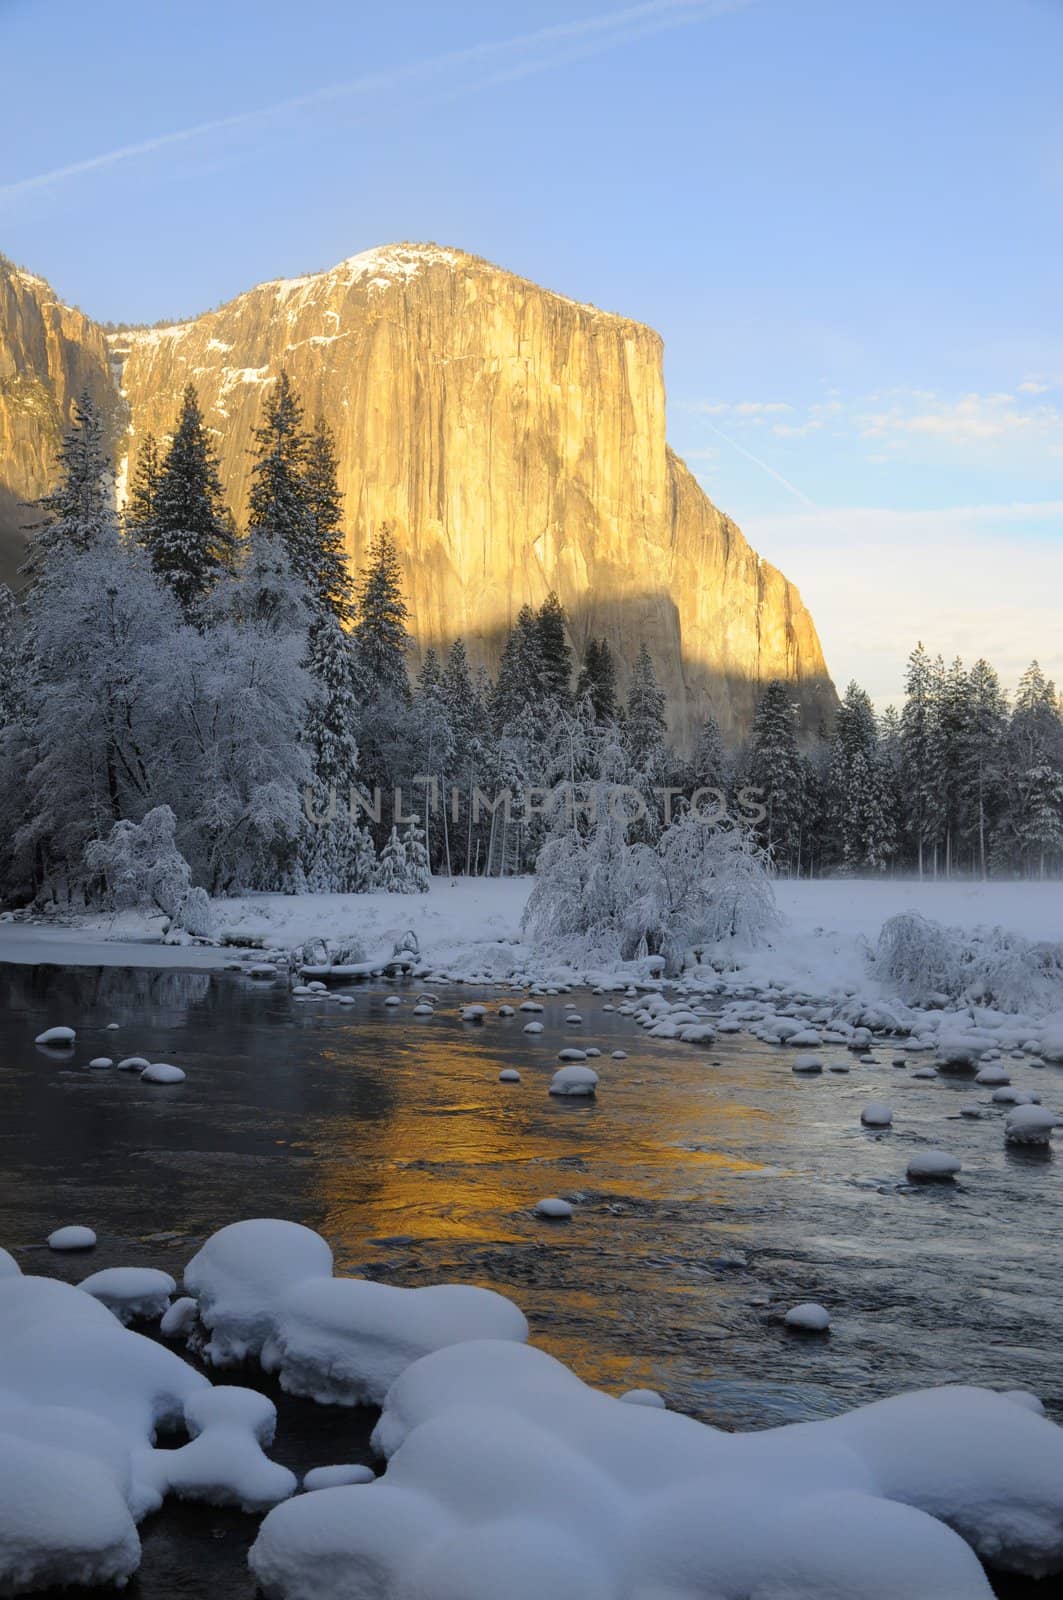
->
0 0 754 202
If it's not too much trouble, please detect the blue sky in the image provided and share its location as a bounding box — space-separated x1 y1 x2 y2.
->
2 0 1061 702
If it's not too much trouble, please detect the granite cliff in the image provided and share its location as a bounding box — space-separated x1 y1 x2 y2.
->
0 244 836 744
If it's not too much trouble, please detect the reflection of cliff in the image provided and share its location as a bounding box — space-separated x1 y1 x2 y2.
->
1 244 837 744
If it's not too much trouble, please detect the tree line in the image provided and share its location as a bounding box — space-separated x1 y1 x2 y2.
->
0 375 1058 912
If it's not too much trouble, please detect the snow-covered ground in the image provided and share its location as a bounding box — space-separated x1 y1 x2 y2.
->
0 877 1058 1001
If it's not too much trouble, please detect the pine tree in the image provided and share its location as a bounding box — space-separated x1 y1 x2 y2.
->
247 372 315 583
826 681 895 872
377 825 408 892
124 432 160 539
352 524 410 702
491 605 546 731
747 679 805 872
402 816 432 892
963 659 1008 878
993 662 1063 877
691 713 728 791
625 642 668 778
148 385 234 617
303 416 354 623
900 643 943 877
536 591 573 707
25 392 115 576
576 637 619 723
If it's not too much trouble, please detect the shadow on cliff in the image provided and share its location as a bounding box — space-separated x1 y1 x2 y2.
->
420 589 838 750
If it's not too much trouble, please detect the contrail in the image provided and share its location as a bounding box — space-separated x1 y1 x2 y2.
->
700 418 819 510
0 0 753 201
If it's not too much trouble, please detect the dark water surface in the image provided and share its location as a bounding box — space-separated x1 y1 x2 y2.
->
2 961 1059 1597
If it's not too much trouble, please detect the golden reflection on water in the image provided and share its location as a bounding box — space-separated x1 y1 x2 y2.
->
298 999 788 1392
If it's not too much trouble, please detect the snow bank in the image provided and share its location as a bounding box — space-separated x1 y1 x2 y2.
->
182 1220 528 1405
253 1337 1063 1597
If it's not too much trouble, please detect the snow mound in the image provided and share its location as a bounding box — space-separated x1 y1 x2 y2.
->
534 1198 573 1221
47 1225 96 1252
252 1337 1063 1597
907 1150 962 1181
304 1464 374 1490
861 1102 893 1128
784 1302 831 1332
140 1062 186 1084
498 1068 521 1083
0 1248 22 1279
0 1431 140 1595
34 1026 75 1046
183 1220 527 1405
79 1267 176 1324
549 1065 599 1097
1005 1105 1059 1145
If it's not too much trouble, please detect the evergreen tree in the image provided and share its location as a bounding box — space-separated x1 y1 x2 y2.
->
993 662 1063 877
0 583 22 732
827 681 896 873
352 524 410 702
576 638 618 723
377 825 408 892
148 385 234 617
124 432 160 538
625 642 669 779
536 591 573 707
691 713 728 791
962 659 1008 878
303 416 354 623
491 604 546 731
747 679 805 872
247 372 315 582
25 392 115 575
900 643 943 877
402 816 432 892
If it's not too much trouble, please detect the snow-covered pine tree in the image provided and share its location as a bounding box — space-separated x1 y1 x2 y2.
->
148 385 235 618
536 591 573 708
962 658 1008 878
301 612 376 892
827 681 896 873
0 583 21 732
747 679 805 873
900 642 944 878
490 604 546 732
23 391 115 576
247 372 316 585
691 712 728 791
993 662 1063 878
376 825 408 892
124 431 160 541
576 638 619 723
303 416 354 624
352 524 410 702
624 642 669 783
402 816 431 892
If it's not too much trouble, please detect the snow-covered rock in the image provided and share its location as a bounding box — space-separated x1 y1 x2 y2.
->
907 1150 962 1181
0 1248 21 1279
1005 1105 1059 1146
534 1198 573 1220
523 1021 544 1035
498 1069 521 1084
34 1026 75 1046
79 1267 176 1324
549 1065 599 1098
160 1296 199 1338
183 1220 527 1405
861 1103 893 1128
88 1056 114 1069
784 1302 831 1332
250 1337 1063 1600
116 1056 151 1071
47 1225 96 1252
304 1464 374 1490
140 1062 186 1084
791 1054 823 1073
620 1388 666 1408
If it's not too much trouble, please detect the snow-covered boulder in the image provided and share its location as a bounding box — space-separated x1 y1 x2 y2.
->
304 1464 374 1490
47 1225 96 1252
248 1337 1063 1599
791 1054 823 1073
498 1069 521 1084
34 1026 75 1047
784 1302 831 1332
620 1388 666 1409
183 1220 527 1405
549 1065 599 1098
140 1062 186 1084
861 1103 893 1128
79 1267 176 1324
1005 1105 1059 1146
907 1150 962 1181
534 1198 573 1221
0 1248 20 1279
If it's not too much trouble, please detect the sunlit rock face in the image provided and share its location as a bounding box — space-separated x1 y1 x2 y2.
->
1 243 835 743
0 257 118 580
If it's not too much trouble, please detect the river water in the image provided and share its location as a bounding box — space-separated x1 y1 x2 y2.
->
1 961 1058 1597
